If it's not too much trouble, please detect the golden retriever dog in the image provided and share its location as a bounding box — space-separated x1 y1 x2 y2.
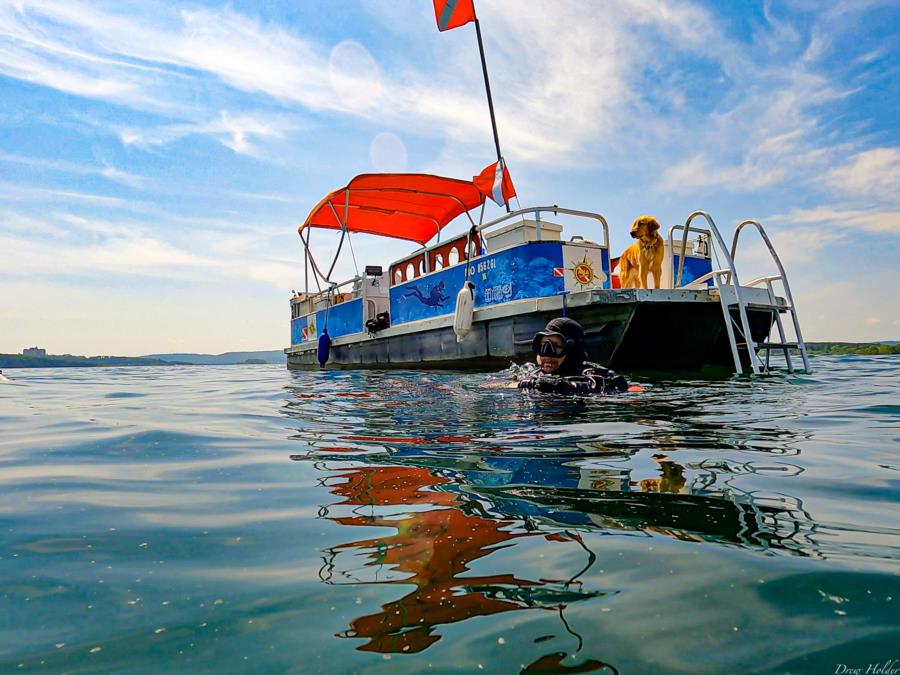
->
618 215 665 289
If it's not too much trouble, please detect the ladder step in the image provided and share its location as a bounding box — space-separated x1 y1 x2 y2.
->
758 342 800 349
727 303 786 311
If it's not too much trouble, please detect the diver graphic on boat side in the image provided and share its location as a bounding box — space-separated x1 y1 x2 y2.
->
403 281 449 309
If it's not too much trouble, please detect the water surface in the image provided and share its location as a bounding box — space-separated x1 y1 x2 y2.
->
1 356 898 673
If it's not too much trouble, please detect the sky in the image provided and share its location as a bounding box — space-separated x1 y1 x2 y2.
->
0 0 898 356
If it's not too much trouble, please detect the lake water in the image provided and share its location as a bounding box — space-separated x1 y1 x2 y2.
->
1 356 898 674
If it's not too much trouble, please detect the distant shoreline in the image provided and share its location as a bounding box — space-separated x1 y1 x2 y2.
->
1 345 896 369
0 350 286 369
805 342 900 355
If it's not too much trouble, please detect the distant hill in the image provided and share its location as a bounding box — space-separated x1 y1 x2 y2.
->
0 354 190 368
1 350 286 369
143 350 286 365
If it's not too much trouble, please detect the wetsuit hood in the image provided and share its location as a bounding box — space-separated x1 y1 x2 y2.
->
538 317 586 375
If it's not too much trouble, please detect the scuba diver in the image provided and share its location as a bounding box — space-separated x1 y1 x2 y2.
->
516 317 631 395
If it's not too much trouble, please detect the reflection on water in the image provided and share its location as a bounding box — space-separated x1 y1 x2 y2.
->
317 464 602 655
294 435 820 663
1 357 899 673
279 363 899 669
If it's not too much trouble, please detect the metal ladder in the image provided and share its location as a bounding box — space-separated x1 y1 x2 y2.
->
675 212 811 375
730 220 811 374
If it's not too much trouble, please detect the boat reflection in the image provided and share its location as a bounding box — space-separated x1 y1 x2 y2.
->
304 447 817 659
318 465 603 654
283 374 820 661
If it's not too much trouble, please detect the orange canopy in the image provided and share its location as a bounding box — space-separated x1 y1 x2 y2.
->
299 173 485 245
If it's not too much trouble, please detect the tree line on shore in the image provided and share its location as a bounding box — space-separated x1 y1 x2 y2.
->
805 342 900 355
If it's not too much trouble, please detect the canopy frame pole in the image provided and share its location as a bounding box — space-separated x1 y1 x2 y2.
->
343 187 350 228
341 188 359 276
300 227 323 293
325 198 348 283
474 17 509 213
303 225 309 294
326 231 346 283
347 232 359 277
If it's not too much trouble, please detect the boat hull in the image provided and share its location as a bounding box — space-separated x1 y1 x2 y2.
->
286 288 779 372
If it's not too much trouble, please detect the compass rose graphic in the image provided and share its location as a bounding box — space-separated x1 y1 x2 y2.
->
568 254 607 289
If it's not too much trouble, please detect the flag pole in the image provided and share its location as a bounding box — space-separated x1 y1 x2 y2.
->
473 17 509 212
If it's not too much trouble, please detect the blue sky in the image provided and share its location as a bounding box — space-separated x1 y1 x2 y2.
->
1 0 897 355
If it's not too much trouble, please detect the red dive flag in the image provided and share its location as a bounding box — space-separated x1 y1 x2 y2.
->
474 158 516 206
433 0 476 32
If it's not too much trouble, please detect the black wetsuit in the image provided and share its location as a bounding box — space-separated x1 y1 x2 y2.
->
517 361 629 395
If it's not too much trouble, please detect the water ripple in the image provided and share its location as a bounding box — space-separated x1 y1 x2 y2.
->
0 357 898 672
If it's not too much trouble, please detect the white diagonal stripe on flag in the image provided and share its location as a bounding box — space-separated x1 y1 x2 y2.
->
491 159 505 205
438 0 459 31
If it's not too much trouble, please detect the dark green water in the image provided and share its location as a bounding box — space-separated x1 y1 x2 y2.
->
1 356 898 674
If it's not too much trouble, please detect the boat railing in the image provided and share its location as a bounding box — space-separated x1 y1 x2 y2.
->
389 230 483 286
681 269 724 288
668 224 711 282
679 211 745 292
742 274 785 289
387 206 610 288
292 275 364 313
478 206 610 250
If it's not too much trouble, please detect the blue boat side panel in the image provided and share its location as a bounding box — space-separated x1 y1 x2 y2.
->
471 242 565 306
389 242 567 325
290 315 310 346
673 255 713 287
315 297 363 339
390 266 466 324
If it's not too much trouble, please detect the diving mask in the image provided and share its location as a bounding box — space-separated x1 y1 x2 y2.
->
531 331 572 358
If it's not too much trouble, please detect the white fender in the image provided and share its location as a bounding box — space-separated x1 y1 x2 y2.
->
453 281 475 343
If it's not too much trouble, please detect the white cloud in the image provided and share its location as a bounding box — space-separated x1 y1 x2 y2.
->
0 0 723 163
826 147 900 201
768 206 900 235
0 152 147 188
0 211 69 237
731 224 847 270
0 0 889 180
661 66 850 194
0 181 139 206
0 209 300 290
120 110 297 155
98 167 145 189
